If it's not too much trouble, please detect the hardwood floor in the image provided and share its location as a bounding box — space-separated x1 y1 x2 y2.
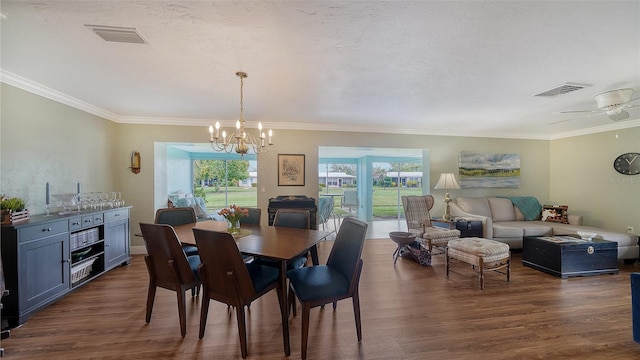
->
3 239 640 359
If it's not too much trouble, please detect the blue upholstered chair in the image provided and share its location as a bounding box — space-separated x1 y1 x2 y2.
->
632 273 640 343
318 196 337 232
239 207 262 225
286 217 368 360
139 223 201 337
192 228 285 359
253 209 311 272
154 207 199 257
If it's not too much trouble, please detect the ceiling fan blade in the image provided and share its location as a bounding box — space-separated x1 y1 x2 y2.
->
554 109 600 114
609 110 629 121
549 111 605 125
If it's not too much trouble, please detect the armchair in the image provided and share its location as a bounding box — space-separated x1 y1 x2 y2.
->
401 195 460 255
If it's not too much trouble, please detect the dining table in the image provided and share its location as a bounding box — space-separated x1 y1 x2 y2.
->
171 220 332 356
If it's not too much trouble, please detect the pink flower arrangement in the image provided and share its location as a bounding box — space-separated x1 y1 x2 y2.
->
218 204 249 224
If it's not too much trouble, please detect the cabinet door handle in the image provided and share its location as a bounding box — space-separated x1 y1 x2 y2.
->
63 259 71 263
84 219 92 223
72 222 80 226
42 227 52 232
114 214 120 217
105 244 110 247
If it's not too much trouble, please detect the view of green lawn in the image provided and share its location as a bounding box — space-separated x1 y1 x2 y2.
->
202 186 423 218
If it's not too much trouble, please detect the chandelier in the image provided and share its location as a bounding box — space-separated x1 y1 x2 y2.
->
208 71 273 156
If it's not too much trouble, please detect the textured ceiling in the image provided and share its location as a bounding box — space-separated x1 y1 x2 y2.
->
1 1 639 140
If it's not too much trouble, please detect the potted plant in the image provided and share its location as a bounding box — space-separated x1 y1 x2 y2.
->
1 194 29 224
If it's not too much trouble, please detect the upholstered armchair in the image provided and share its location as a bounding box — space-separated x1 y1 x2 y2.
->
401 195 460 255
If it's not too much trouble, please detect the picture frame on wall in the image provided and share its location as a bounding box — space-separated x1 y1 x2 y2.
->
458 151 521 188
278 154 305 186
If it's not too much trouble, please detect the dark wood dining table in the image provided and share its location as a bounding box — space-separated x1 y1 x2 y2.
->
171 220 332 356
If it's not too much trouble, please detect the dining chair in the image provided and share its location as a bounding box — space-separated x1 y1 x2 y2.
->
401 195 460 255
286 217 368 360
239 207 262 225
139 222 202 337
342 190 358 215
254 208 311 315
255 208 311 269
155 207 199 256
317 196 337 233
192 228 285 359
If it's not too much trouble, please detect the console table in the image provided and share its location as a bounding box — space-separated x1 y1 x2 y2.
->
0 207 131 328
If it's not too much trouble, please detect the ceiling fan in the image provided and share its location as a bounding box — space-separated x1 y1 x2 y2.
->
551 88 640 124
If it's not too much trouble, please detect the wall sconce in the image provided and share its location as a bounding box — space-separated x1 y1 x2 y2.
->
130 150 141 174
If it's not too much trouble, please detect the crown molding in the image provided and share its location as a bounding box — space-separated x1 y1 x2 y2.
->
3 68 636 140
549 119 640 140
0 69 120 121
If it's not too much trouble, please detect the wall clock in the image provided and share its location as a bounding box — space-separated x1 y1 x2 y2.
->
613 152 640 175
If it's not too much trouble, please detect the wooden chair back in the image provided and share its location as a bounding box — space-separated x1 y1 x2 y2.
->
139 222 197 288
273 208 310 230
240 207 262 225
154 207 197 226
192 229 256 305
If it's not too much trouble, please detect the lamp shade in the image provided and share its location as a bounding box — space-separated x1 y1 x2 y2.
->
433 173 461 190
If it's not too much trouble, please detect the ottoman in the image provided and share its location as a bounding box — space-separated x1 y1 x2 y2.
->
446 237 511 289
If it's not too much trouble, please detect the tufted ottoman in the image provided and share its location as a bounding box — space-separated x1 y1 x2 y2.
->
446 237 511 289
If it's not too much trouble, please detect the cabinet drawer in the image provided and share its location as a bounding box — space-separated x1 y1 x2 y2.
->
81 215 94 228
19 220 68 243
104 208 129 222
69 217 82 231
92 213 104 225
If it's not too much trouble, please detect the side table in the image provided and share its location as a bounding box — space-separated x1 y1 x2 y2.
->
432 218 483 238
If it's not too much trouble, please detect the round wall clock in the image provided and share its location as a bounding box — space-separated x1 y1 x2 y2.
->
613 152 640 175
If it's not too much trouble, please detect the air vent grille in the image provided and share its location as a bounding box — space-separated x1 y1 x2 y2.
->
533 83 591 98
85 25 148 44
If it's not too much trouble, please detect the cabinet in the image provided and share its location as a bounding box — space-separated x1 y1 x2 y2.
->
432 218 483 238
1 207 131 327
104 208 130 270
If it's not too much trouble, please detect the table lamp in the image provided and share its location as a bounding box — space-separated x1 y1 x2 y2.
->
433 173 461 221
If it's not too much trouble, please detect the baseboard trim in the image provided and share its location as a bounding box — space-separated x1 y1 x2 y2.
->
131 245 147 255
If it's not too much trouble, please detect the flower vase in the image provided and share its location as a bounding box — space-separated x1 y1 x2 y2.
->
228 220 241 235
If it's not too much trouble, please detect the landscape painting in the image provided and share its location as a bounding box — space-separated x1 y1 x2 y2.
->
459 152 520 188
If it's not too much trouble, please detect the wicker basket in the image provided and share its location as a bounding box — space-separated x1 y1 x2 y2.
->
1 209 30 224
71 258 97 284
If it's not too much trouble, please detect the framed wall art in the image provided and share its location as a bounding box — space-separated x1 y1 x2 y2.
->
459 151 520 188
278 154 305 186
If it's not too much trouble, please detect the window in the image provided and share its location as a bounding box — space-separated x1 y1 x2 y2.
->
193 159 257 209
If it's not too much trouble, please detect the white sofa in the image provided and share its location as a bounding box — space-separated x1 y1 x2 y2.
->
449 197 639 262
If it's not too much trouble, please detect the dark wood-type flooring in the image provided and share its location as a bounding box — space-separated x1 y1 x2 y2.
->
2 239 640 359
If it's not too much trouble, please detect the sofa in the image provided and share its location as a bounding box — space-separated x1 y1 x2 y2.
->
449 196 639 262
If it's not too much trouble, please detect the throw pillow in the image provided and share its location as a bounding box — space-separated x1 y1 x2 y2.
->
193 198 209 217
541 205 569 224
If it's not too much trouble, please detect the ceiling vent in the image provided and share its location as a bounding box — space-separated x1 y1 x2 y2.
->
533 83 591 98
85 25 148 44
